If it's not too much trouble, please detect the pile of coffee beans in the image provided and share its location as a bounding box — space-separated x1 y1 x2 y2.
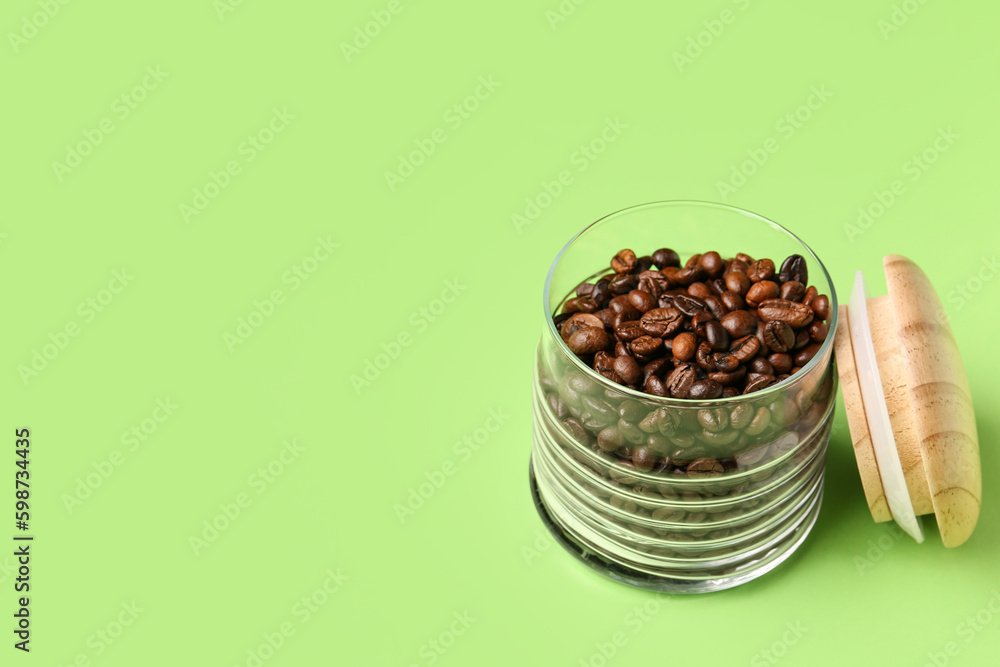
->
553 248 832 399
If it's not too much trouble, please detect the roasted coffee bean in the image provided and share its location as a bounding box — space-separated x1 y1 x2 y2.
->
644 374 668 396
561 418 591 443
611 249 638 274
632 446 657 472
699 251 725 278
744 406 771 435
758 299 814 328
567 326 610 354
749 357 774 375
780 280 806 303
794 329 812 349
561 313 606 341
652 248 680 269
811 294 831 320
582 395 617 423
729 258 750 274
705 320 730 352
722 387 740 398
637 270 668 298
778 254 808 284
736 252 755 265
743 373 775 394
593 350 615 373
609 273 639 295
562 296 599 314
736 445 769 467
690 310 715 339
687 282 712 300
614 340 630 357
745 280 779 308
802 284 818 306
591 279 610 305
553 312 572 330
613 355 641 385
641 358 671 383
808 320 828 342
724 270 751 296
597 426 624 452
640 307 684 337
575 282 595 297
636 255 654 273
671 332 697 362
674 265 706 285
565 371 599 396
763 320 795 352
594 308 615 329
720 290 745 312
769 353 793 374
729 403 754 430
729 335 761 363
695 342 716 372
628 289 656 313
712 353 740 373
614 319 644 342
795 342 822 366
646 433 672 455
546 392 570 419
673 293 707 317
688 379 723 400
708 366 746 386
656 292 676 309
618 418 645 445
617 399 645 422
666 364 697 398
686 458 724 477
698 408 729 432
747 258 775 283
720 310 757 338
708 278 728 296
703 295 727 320
596 368 623 385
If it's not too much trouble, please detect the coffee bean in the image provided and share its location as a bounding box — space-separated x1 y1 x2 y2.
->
698 408 729 432
695 342 716 371
794 329 812 349
744 407 771 435
749 357 774 375
729 404 754 430
596 368 623 385
593 350 615 373
614 319 644 342
673 265 707 285
699 251 725 278
672 294 707 317
591 279 611 305
703 294 727 320
747 259 775 282
763 320 795 352
633 446 657 472
708 366 746 386
609 273 639 295
745 280 779 308
652 248 680 269
636 255 654 273
687 282 712 299
743 373 775 394
561 418 591 443
708 279 728 296
721 310 757 338
769 353 793 374
736 445 769 467
546 392 570 419
640 307 684 337
567 326 610 354
595 308 615 329
724 271 751 296
614 340 630 357
575 282 595 297
691 311 715 339
613 355 641 385
666 364 697 398
808 320 828 342
644 374 667 397
758 299 814 328
735 253 755 265
713 353 739 373
686 458 724 477
617 399 645 422
812 294 831 320
672 332 697 361
795 342 822 366
729 334 761 363
611 249 638 274
562 296 599 314
722 387 740 398
597 426 624 452
780 280 806 303
705 320 730 352
561 313 605 341
689 379 723 400
628 289 656 313
720 290 746 312
637 270 668 298
778 254 808 284
641 358 670 383
729 258 750 274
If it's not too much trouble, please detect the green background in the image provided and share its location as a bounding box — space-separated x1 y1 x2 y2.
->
2 0 998 664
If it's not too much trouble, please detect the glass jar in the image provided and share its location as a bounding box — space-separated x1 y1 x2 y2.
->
529 201 839 593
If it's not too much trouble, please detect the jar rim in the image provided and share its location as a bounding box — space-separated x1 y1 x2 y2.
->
542 200 840 405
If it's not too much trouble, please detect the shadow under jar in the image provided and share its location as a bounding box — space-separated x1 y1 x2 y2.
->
529 201 839 593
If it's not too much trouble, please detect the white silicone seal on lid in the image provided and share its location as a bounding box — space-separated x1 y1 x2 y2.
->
847 271 924 543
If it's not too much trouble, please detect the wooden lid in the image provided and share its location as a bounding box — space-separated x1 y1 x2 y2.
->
833 255 981 547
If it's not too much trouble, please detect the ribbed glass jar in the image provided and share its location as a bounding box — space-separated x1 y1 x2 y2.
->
529 201 838 593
